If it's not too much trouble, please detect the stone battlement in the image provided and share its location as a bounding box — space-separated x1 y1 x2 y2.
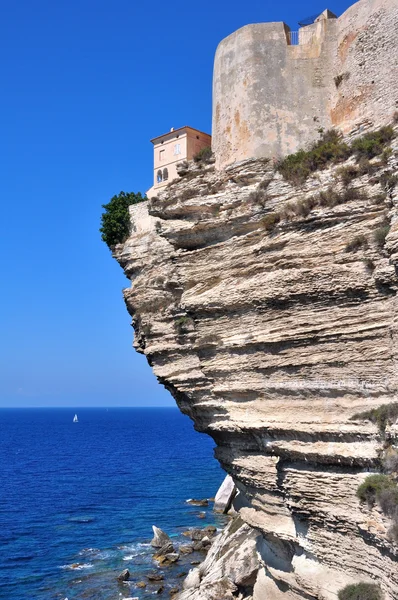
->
212 0 398 168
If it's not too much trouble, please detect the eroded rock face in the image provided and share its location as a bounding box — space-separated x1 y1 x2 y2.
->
114 137 398 598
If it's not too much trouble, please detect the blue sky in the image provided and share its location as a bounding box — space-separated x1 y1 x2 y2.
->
0 0 355 407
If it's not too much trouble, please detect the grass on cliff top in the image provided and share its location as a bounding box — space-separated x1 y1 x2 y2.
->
338 583 383 600
100 191 147 249
277 126 395 185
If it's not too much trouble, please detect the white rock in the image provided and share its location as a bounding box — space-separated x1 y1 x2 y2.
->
150 525 171 548
214 475 236 513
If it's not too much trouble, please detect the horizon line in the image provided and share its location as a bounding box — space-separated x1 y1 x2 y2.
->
0 405 178 409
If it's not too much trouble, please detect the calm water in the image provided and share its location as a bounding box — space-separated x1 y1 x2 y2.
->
0 408 225 600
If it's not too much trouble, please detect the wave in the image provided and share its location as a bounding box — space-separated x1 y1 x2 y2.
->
60 563 94 571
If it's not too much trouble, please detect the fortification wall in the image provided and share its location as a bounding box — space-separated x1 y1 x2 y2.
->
212 0 398 169
330 0 398 136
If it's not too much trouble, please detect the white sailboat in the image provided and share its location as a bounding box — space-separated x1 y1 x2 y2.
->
73 414 78 423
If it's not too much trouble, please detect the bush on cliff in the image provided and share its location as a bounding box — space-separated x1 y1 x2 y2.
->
277 126 396 185
193 146 213 164
276 129 351 184
351 126 395 160
338 583 383 600
350 402 398 433
357 474 395 505
100 191 146 249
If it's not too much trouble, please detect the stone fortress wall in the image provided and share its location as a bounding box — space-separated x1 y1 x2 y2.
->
212 0 398 169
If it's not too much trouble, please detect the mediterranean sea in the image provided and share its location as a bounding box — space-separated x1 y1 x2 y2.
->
0 407 225 600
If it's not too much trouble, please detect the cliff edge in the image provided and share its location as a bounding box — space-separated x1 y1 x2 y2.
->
114 130 398 598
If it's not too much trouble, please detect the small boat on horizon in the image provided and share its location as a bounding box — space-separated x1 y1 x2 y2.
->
73 414 78 423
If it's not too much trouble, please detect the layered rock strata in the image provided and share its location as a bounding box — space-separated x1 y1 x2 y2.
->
114 134 398 598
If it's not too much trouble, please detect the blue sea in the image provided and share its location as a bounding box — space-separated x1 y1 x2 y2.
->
0 408 225 600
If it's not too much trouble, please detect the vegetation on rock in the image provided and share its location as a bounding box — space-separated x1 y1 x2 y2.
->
277 126 396 185
350 402 398 433
345 235 368 253
351 127 395 160
100 191 146 249
374 224 390 248
193 146 213 164
174 316 194 334
276 129 350 185
357 474 395 505
338 583 383 600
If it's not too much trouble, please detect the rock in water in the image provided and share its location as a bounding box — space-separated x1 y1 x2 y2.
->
186 498 209 506
136 581 146 588
180 544 194 554
151 525 171 548
165 552 179 563
147 573 164 582
153 541 174 558
117 569 130 582
214 475 236 513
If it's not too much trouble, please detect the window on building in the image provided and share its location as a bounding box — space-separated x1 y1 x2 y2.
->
157 170 163 183
174 144 181 156
159 149 165 161
163 168 168 181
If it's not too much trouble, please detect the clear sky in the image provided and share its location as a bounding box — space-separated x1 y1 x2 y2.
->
0 0 355 407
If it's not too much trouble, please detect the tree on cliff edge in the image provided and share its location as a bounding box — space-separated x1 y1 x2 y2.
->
100 191 146 249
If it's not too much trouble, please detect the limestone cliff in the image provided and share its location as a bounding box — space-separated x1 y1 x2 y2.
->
114 134 398 598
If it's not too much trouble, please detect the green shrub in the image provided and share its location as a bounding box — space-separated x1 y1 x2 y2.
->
341 187 364 202
357 474 395 505
373 224 390 248
260 213 280 231
259 178 272 190
100 191 146 249
277 129 351 185
357 157 379 176
372 193 387 205
379 171 398 191
383 449 398 474
378 487 398 518
292 196 318 217
317 186 363 208
248 190 267 206
193 146 213 163
317 188 342 207
352 126 395 160
277 126 395 185
345 235 368 253
336 165 359 185
338 583 383 600
350 402 398 433
174 316 194 334
381 147 393 165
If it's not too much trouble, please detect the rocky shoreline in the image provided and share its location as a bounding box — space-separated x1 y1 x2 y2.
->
115 476 237 599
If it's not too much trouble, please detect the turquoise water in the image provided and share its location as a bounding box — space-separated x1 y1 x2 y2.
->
0 408 225 599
